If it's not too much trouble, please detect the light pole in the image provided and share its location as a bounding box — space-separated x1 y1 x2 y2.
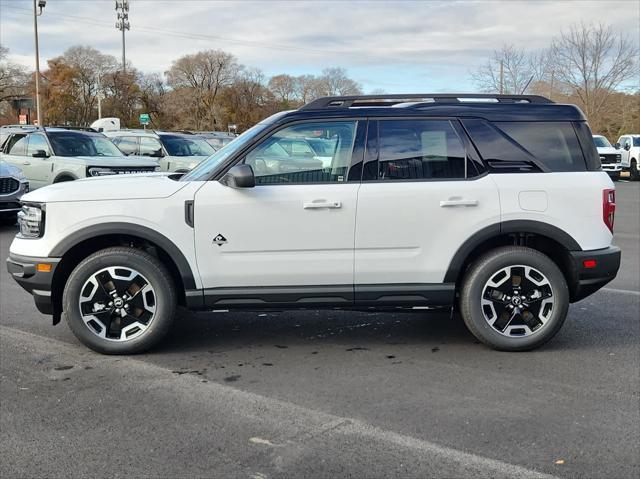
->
115 0 130 71
33 0 46 125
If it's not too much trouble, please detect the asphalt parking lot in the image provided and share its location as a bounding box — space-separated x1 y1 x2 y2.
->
1 181 638 479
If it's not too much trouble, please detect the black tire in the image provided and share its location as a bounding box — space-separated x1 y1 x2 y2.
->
609 172 621 182
630 160 639 181
459 246 569 351
62 247 176 354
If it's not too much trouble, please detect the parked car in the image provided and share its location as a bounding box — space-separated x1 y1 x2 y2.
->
616 134 640 181
0 125 38 151
103 130 215 172
0 127 159 189
7 94 620 355
196 131 237 151
592 135 622 180
0 160 29 220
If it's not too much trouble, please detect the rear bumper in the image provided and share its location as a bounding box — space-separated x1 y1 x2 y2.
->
6 253 60 315
569 246 621 302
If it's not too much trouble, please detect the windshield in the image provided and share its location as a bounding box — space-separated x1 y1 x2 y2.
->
592 136 611 148
161 136 215 157
48 132 124 157
180 122 271 181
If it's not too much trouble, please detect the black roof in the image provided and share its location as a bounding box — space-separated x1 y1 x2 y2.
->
272 94 586 123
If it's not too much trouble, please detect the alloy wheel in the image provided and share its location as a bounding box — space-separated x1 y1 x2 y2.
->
78 266 157 342
481 264 554 337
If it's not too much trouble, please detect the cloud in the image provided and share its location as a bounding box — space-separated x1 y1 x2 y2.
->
1 0 638 92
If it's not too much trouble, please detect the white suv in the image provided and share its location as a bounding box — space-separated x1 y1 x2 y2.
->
616 134 640 181
0 127 158 189
6 94 621 354
103 130 215 173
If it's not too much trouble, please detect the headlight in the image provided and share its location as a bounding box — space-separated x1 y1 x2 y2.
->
17 204 45 238
87 167 116 177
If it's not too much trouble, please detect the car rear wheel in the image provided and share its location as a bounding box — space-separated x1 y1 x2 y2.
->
459 246 569 351
63 247 176 354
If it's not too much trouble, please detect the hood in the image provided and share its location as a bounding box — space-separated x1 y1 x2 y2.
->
595 147 620 155
0 160 27 179
70 156 159 167
21 172 190 203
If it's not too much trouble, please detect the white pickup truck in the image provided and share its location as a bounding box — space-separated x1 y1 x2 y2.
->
592 135 622 181
616 134 640 181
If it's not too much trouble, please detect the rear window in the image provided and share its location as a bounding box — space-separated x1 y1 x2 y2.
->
493 122 586 172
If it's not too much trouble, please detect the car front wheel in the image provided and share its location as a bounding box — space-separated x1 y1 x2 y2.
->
459 246 569 351
62 247 176 354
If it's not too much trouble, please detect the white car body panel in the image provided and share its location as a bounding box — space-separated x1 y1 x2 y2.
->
491 172 613 251
193 181 359 288
354 175 501 284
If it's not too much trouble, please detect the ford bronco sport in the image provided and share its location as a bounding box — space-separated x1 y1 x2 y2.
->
6 94 621 354
0 127 158 189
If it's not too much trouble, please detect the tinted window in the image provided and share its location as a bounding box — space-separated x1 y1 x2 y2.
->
139 137 163 157
113 137 139 156
377 120 467 180
161 136 214 156
592 136 611 148
634 137 640 147
48 133 124 157
494 122 585 172
6 134 28 155
26 134 50 156
244 121 357 184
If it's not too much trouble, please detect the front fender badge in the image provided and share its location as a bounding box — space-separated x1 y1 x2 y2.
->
213 234 227 246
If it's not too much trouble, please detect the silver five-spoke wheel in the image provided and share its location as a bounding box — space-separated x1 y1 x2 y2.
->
79 266 157 342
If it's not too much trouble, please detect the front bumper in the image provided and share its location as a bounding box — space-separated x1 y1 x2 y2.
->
0 179 28 214
6 253 60 315
569 246 621 302
601 164 622 173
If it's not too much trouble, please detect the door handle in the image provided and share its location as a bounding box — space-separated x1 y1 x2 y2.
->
303 200 342 209
22 161 31 166
439 198 478 207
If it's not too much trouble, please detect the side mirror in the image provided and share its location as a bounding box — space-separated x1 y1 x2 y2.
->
624 143 631 151
614 143 620 149
151 150 164 158
32 150 49 158
220 164 255 188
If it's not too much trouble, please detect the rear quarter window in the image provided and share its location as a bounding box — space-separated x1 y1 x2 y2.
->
493 121 586 172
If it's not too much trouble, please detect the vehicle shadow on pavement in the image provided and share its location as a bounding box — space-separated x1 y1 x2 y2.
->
154 308 476 354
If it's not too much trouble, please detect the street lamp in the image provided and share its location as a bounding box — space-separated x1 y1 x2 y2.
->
33 0 46 125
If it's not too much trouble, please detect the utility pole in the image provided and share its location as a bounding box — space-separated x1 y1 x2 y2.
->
33 0 46 125
549 70 555 101
115 0 130 71
499 59 504 94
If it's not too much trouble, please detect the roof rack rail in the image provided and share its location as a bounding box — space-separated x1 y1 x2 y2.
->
300 94 554 110
0 124 39 129
48 125 99 133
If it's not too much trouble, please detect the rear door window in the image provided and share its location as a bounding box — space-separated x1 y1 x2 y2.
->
6 134 28 156
376 120 468 180
493 122 586 172
113 136 139 156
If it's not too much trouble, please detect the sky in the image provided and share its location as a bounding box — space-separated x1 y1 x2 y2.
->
1 0 639 93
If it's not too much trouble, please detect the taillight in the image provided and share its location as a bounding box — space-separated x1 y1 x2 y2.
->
603 188 616 233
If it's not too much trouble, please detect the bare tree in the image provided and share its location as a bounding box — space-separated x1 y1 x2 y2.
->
294 74 322 104
471 44 535 94
167 49 240 129
317 67 362 96
0 45 29 103
550 23 638 129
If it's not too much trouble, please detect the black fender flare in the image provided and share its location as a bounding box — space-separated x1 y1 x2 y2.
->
49 222 197 290
53 172 79 182
443 220 581 283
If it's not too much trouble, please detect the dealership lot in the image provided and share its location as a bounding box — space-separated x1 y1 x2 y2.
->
1 182 638 478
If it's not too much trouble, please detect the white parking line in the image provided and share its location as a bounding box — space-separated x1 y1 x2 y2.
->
602 287 640 296
2 326 558 479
